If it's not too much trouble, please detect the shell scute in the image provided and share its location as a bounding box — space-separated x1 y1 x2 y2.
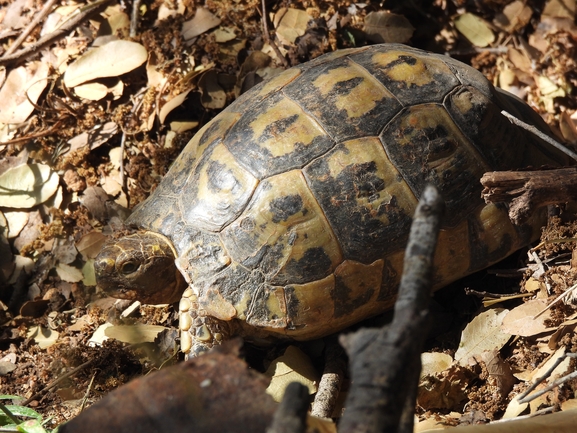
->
220 169 343 285
380 103 490 227
349 48 460 105
282 56 402 142
179 141 258 232
303 136 416 263
225 92 335 179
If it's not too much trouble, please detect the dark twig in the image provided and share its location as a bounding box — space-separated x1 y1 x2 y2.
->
338 185 444 433
0 0 115 67
260 0 288 67
267 382 309 433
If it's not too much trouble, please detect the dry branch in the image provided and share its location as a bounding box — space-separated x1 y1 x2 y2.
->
481 167 577 225
338 184 444 433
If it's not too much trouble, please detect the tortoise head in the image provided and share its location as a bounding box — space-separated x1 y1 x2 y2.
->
95 231 187 305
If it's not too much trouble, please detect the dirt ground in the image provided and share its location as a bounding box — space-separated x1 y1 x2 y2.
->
2 0 577 431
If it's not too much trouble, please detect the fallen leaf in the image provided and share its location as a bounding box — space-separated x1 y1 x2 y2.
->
273 8 310 45
0 61 49 124
501 299 553 337
477 350 515 395
0 163 59 208
543 0 576 19
214 27 236 43
199 70 226 109
455 13 495 47
455 309 511 366
27 325 59 349
265 345 319 402
421 352 454 378
64 40 148 88
181 8 221 41
364 11 415 44
494 1 533 32
74 82 109 100
159 89 193 124
105 324 168 344
3 210 28 238
76 231 107 260
56 263 84 283
89 323 113 346
82 259 96 286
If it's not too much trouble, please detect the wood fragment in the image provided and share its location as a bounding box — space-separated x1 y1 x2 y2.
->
311 339 345 418
267 382 309 433
338 184 444 433
481 167 577 225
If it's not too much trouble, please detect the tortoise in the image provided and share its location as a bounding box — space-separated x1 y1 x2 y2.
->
95 43 568 358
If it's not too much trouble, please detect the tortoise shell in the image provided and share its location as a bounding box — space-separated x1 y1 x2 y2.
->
95 44 567 357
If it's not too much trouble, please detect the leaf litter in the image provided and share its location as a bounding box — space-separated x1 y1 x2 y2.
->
1 0 577 431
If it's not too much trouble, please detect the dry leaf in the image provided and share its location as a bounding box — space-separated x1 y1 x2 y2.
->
214 27 236 43
0 61 49 124
494 1 533 32
89 323 113 346
477 350 515 395
559 111 577 146
417 364 472 409
82 259 96 287
364 11 415 44
0 163 59 208
501 299 553 337
199 70 226 109
265 346 319 402
273 8 310 45
3 210 28 238
182 8 221 41
74 82 109 100
543 0 576 18
105 324 168 344
455 13 495 47
503 396 529 419
421 352 453 378
455 309 511 366
159 89 193 124
56 263 84 283
64 40 148 88
76 231 107 260
27 325 59 349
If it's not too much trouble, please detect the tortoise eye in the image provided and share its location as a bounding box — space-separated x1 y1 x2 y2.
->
120 260 139 275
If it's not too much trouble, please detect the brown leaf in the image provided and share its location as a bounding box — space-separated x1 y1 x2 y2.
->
364 11 415 44
59 340 278 433
501 299 553 337
477 350 515 396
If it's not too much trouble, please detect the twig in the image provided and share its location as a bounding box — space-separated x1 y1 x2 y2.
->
260 0 288 67
338 184 444 433
267 382 309 433
517 353 577 403
0 0 115 67
130 0 142 37
4 0 59 56
311 339 345 418
79 371 97 413
21 358 95 406
501 110 577 162
533 282 577 319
